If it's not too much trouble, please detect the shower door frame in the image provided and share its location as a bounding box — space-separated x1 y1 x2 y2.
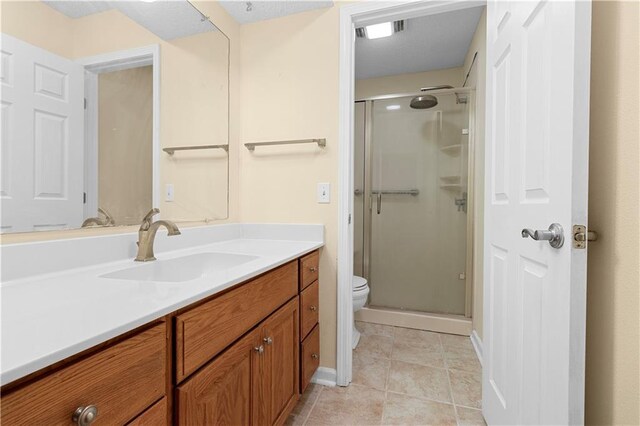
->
356 88 476 318
337 0 485 387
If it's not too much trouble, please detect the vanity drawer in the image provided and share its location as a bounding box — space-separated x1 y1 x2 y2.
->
175 261 298 382
300 324 320 393
300 280 319 340
299 250 319 290
127 397 168 426
1 323 166 426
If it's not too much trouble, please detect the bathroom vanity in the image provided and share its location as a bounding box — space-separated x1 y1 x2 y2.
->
0 224 323 425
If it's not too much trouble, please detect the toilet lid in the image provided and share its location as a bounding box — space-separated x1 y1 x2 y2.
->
353 275 368 289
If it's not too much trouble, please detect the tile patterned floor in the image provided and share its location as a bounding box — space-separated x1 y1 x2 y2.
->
287 322 485 426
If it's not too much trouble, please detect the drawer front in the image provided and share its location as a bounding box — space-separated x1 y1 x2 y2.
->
300 280 319 340
299 251 319 290
300 324 320 393
1 323 166 426
127 397 167 426
176 261 298 382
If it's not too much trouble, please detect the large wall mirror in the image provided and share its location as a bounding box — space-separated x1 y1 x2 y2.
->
0 0 229 234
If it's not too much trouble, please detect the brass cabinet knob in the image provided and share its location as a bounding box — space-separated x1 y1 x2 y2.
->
254 345 264 354
311 353 319 360
72 405 98 426
309 267 317 272
263 336 273 345
309 305 317 312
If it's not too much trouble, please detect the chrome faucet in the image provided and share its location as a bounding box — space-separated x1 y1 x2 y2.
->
135 208 181 262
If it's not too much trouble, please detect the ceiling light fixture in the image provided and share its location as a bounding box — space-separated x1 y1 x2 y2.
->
356 20 405 40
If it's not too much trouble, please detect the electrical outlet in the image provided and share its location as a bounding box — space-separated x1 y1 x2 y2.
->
317 183 331 204
165 184 174 202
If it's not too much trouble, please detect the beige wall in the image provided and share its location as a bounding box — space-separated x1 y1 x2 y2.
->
98 66 153 225
463 8 486 340
585 1 640 425
238 6 340 368
355 67 463 100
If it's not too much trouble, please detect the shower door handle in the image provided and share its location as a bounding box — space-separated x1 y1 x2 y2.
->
376 193 382 214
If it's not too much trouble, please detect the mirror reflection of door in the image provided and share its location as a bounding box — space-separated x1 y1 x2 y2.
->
96 66 153 226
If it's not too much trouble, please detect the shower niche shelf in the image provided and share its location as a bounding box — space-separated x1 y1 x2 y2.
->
440 183 464 191
439 175 461 183
440 144 462 155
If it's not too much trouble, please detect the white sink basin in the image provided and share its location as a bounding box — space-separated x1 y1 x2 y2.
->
101 252 259 283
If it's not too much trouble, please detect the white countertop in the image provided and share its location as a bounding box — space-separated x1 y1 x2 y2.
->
0 224 323 386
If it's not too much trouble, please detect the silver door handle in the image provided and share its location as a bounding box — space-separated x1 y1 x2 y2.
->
521 223 564 248
376 193 382 214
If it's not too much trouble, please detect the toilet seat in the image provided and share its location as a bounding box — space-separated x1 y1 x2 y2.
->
353 275 368 290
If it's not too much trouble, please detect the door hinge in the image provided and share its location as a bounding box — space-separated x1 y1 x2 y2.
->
573 225 598 249
84 98 87 110
348 214 352 224
83 192 87 204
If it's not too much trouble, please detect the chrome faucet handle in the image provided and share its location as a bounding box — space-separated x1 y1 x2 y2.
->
140 208 160 231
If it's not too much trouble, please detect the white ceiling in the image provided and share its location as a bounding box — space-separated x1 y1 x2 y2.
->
355 6 484 80
42 0 219 40
218 0 333 25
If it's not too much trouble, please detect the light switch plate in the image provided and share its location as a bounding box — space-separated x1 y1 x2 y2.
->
165 184 174 202
317 183 331 204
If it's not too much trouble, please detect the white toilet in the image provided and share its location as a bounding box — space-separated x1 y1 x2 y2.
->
352 275 370 349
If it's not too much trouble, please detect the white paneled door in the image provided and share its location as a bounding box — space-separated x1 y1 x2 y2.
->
483 1 591 425
1 34 84 233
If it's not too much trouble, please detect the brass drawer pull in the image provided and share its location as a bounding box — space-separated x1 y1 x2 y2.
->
72 405 98 426
311 353 319 360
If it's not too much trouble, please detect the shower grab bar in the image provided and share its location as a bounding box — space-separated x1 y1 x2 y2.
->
244 138 326 151
371 189 419 196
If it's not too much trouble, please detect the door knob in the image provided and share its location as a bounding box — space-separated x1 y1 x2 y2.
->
521 223 564 248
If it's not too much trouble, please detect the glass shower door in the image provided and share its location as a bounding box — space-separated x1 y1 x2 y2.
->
368 93 469 315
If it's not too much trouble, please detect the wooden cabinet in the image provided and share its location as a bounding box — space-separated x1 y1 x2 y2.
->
300 324 320 393
176 298 299 426
299 250 320 393
299 251 319 290
300 280 319 339
176 328 262 426
1 323 166 426
175 261 298 382
1 250 320 426
261 298 300 425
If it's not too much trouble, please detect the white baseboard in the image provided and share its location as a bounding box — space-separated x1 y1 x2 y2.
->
311 367 337 387
470 330 483 366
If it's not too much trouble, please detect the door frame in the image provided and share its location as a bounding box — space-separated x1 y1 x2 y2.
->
336 0 484 386
77 45 161 218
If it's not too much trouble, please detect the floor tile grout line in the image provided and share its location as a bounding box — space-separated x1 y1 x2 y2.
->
441 333 463 426
301 385 324 426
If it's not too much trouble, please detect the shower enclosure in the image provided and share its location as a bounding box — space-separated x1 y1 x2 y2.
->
354 87 475 323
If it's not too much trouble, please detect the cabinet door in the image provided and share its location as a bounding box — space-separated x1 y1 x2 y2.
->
261 297 300 425
176 328 262 426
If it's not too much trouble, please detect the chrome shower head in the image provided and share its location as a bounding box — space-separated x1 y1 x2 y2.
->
410 94 438 109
